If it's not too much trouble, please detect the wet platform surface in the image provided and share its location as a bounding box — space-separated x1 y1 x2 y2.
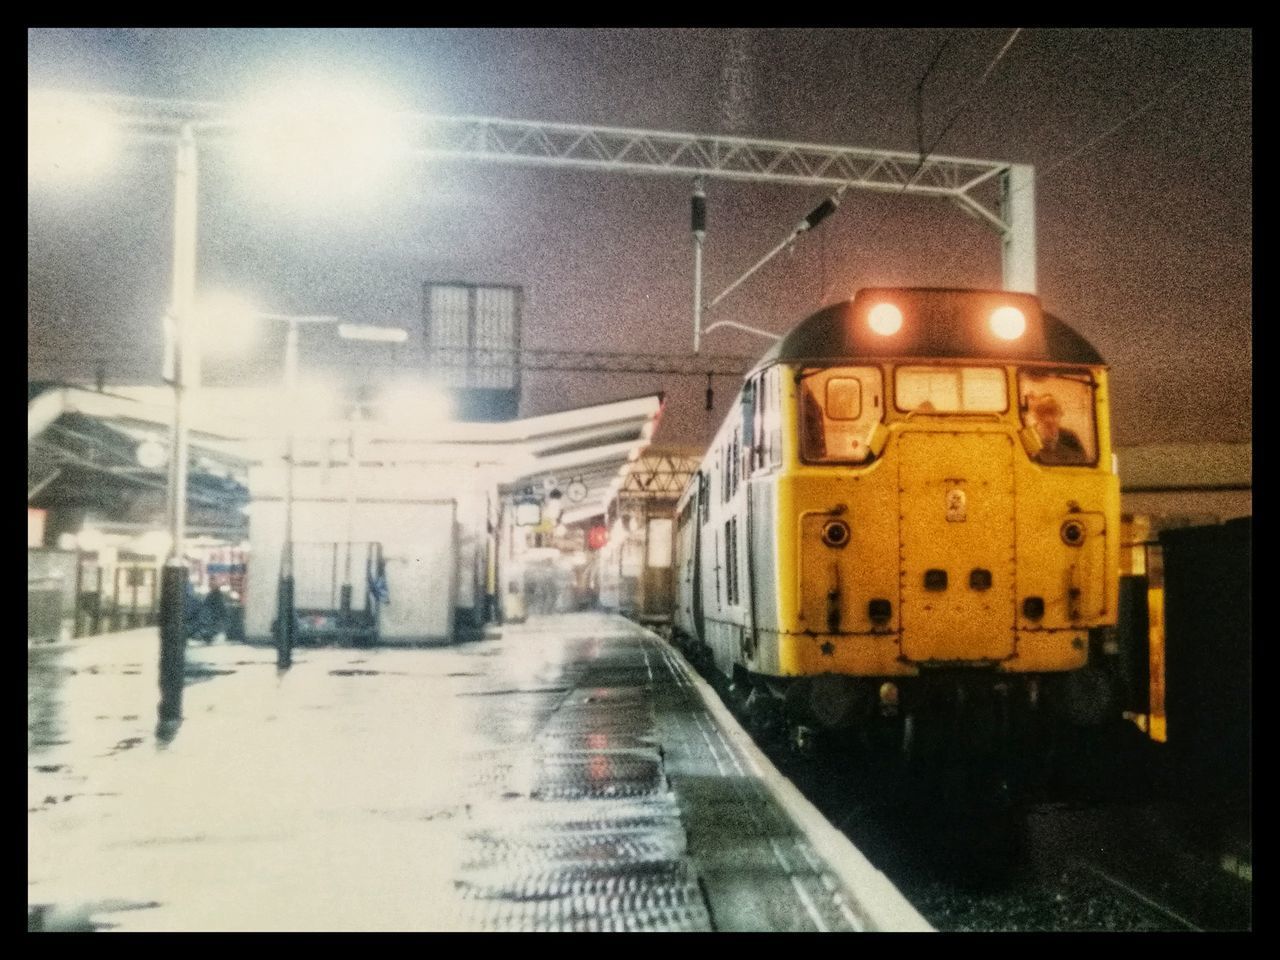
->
28 612 928 932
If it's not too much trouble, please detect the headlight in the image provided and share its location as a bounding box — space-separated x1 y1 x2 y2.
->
1060 519 1086 546
867 303 903 336
990 305 1026 340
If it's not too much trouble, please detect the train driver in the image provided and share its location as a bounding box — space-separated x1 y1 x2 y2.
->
1030 393 1087 465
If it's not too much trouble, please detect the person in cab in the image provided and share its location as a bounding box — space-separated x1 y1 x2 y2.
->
1030 393 1087 465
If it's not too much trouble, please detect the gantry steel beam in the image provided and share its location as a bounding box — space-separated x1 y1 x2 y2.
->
59 91 1035 291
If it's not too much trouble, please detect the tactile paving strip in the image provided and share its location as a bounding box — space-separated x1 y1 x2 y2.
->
455 638 714 931
533 754 664 801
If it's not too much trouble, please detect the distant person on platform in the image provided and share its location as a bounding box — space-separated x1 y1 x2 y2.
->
1030 394 1087 465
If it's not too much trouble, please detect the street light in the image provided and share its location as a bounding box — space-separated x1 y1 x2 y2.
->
158 121 198 726
30 83 411 712
256 314 408 669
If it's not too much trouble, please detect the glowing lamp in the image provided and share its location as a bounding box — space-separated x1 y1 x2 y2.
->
990 306 1027 340
867 303 903 336
514 491 542 527
76 526 105 553
136 437 168 469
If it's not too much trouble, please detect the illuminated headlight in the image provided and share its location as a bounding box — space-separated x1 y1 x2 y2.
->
1060 519 1086 547
878 682 899 708
867 303 903 336
989 306 1027 340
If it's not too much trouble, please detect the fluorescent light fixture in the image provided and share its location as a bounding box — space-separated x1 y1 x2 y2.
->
76 526 105 553
136 437 168 469
135 530 173 557
339 323 408 344
515 499 542 527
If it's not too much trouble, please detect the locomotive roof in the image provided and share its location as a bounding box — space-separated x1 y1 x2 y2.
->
752 288 1104 372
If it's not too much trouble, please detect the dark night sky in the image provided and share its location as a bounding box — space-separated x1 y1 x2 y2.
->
27 28 1252 449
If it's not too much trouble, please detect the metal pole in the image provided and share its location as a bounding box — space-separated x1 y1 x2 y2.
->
1000 163 1036 293
340 409 358 619
692 178 706 354
158 123 197 725
275 318 299 668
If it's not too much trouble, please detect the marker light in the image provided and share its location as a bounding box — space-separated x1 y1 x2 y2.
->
338 323 408 343
990 306 1027 340
867 303 903 336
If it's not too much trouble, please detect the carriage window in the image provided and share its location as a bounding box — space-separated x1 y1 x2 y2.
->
1018 371 1098 466
798 366 882 464
768 367 783 467
894 366 1008 413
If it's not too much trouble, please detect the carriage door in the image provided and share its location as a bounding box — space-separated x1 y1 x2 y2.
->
898 431 1017 663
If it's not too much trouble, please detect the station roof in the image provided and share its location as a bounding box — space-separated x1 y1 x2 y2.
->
590 446 703 524
27 382 249 535
495 394 665 521
29 382 663 529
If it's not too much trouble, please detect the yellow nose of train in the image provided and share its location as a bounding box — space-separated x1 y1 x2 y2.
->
671 286 1120 735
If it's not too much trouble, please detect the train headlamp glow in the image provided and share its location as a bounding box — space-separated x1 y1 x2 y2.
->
989 306 1027 340
867 303 903 336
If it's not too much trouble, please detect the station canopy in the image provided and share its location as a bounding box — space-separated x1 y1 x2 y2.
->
28 383 663 528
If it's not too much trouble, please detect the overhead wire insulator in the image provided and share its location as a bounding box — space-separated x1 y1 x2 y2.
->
802 196 839 231
692 182 707 236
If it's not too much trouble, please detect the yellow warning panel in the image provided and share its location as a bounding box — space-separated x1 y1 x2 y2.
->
1147 585 1167 743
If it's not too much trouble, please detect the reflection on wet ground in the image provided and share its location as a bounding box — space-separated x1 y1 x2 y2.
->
29 615 894 932
27 618 710 931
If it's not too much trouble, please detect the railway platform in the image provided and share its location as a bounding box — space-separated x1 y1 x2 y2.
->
28 611 930 932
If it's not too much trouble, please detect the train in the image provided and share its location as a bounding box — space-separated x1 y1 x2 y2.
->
671 287 1121 775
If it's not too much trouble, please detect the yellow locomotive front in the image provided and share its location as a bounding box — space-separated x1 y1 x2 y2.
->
679 288 1121 745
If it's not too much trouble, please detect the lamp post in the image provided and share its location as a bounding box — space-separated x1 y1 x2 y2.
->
29 82 411 696
263 315 406 669
157 122 198 726
274 314 333 668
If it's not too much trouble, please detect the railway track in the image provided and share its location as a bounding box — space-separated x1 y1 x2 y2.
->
668 630 1250 932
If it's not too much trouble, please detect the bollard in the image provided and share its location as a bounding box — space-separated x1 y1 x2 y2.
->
275 575 295 669
157 562 186 722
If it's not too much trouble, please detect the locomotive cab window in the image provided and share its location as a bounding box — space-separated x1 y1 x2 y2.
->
894 366 1008 413
1018 371 1098 466
798 366 882 463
